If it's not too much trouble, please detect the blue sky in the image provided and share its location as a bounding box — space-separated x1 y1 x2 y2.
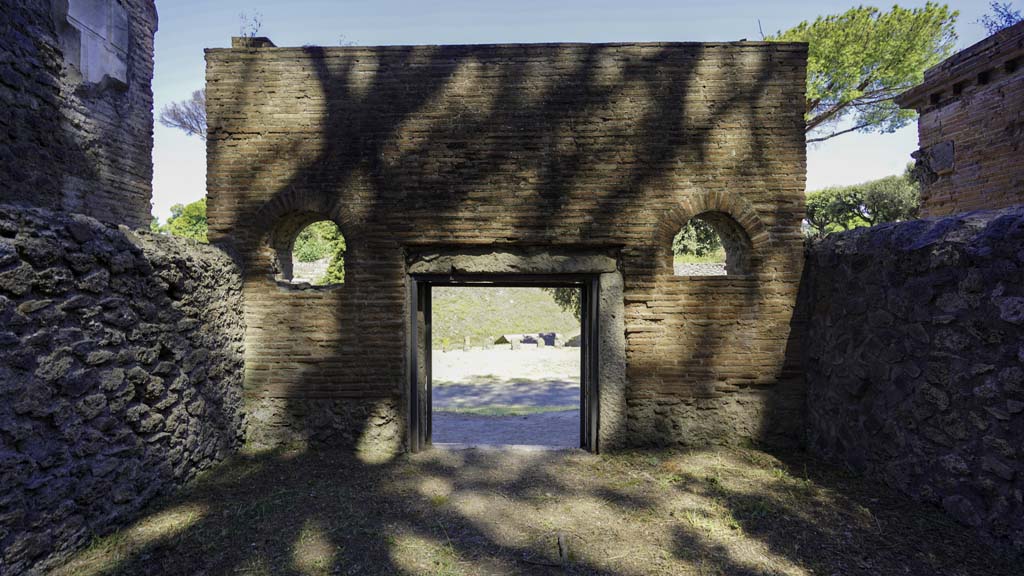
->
151 0 994 220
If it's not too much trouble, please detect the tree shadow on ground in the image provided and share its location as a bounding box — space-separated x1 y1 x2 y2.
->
51 446 1018 576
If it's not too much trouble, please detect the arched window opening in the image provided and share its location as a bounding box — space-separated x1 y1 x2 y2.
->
274 219 346 287
672 212 752 276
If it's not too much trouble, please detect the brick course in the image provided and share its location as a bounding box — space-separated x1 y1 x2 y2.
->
206 40 808 446
898 22 1024 217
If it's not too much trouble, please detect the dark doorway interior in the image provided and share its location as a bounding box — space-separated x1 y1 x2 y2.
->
407 275 601 453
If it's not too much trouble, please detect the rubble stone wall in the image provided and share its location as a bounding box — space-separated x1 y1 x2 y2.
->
0 204 246 574
804 207 1024 552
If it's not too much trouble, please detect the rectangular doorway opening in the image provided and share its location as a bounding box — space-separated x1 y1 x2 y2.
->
407 275 600 453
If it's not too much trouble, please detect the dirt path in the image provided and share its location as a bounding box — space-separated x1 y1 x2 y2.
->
432 410 579 447
431 348 581 446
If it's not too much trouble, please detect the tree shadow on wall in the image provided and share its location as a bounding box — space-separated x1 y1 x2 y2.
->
207 42 804 453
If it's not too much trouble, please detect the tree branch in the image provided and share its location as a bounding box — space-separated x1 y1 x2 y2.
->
807 121 874 143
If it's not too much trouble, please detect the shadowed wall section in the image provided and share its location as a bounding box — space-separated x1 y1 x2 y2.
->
205 40 808 450
804 207 1024 554
0 0 157 229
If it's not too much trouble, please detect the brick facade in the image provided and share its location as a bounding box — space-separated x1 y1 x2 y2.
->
206 39 808 447
0 0 156 229
898 21 1024 217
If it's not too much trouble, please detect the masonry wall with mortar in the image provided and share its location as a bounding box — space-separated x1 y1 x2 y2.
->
804 207 1024 553
206 40 808 448
898 21 1024 218
0 0 157 229
0 205 246 574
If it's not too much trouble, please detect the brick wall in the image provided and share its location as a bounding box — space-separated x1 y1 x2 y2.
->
206 40 808 447
0 0 156 229
898 22 1024 217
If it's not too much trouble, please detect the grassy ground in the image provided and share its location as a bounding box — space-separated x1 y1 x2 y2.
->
431 287 580 349
52 447 1017 576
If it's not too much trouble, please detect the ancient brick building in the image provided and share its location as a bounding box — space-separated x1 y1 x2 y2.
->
898 21 1024 217
0 0 157 228
206 37 808 450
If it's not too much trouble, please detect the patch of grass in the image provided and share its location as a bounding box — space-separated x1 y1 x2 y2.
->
434 405 578 417
431 287 579 348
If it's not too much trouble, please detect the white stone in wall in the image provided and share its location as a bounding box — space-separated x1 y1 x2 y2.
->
65 0 129 85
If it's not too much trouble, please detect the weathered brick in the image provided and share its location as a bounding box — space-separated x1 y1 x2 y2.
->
205 39 809 447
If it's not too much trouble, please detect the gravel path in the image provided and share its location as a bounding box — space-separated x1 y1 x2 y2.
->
431 348 580 446
432 410 579 447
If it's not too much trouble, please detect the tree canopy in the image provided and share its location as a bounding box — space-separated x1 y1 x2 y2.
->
152 198 208 242
769 3 959 143
158 90 206 140
293 221 347 285
805 166 920 237
672 219 722 258
150 202 346 285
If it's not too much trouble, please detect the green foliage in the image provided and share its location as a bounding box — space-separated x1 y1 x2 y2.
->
318 243 346 286
544 287 582 318
769 4 958 142
547 219 724 316
672 219 722 257
293 221 341 262
292 221 346 286
805 167 920 237
673 249 727 265
156 199 208 242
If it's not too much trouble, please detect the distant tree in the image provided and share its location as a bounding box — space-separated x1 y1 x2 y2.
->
768 4 959 143
159 198 208 242
805 166 920 237
319 243 347 285
672 219 722 257
543 287 582 319
547 219 725 316
977 2 1023 34
859 172 921 224
158 89 206 140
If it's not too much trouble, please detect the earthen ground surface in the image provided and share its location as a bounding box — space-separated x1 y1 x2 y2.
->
432 348 580 446
53 447 1017 576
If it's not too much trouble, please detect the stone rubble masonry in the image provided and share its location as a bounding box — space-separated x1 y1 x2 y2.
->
0 204 246 574
204 40 809 448
804 207 1024 553
0 0 157 229
897 21 1024 218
